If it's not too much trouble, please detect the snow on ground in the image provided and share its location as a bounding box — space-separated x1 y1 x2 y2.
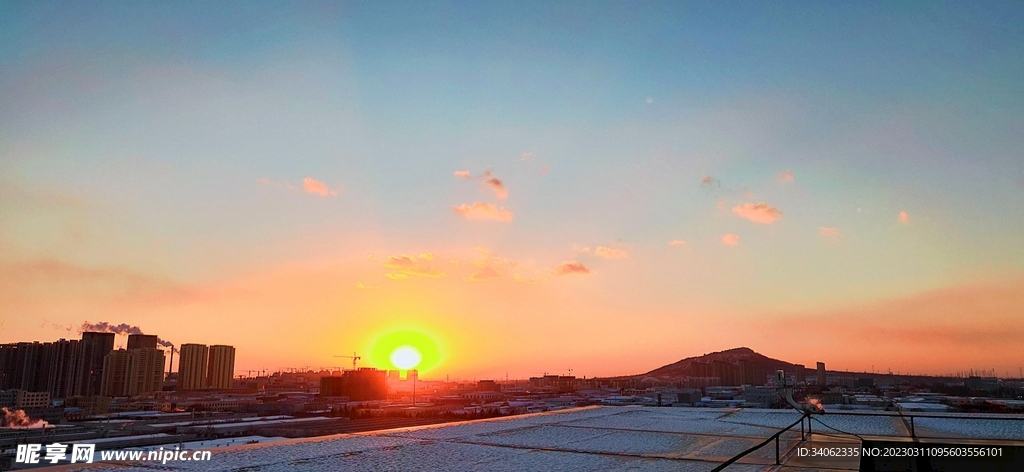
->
76 407 1022 471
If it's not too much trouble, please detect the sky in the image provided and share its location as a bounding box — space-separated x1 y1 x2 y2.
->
2 1 1023 380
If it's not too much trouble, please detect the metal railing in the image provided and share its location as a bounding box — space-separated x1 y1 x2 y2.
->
711 409 1024 471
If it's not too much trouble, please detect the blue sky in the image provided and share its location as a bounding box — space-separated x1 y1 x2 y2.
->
2 1 1023 376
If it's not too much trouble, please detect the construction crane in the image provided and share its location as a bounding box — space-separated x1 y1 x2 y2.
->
334 352 361 370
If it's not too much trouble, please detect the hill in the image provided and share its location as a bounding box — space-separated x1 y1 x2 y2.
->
639 347 801 382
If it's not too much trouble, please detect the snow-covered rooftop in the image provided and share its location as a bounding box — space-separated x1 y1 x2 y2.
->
73 406 1024 471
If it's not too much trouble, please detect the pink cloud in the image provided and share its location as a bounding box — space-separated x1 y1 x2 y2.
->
722 234 740 246
518 151 534 161
668 239 687 246
593 246 628 259
776 170 794 183
700 176 720 187
899 211 910 224
301 177 339 197
483 175 508 200
451 202 514 222
553 261 590 276
466 247 519 282
383 254 444 278
540 166 549 175
732 202 783 224
454 170 472 179
819 227 840 238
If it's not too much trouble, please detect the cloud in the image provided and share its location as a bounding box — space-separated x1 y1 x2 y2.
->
721 234 740 246
451 202 514 222
383 254 444 278
899 211 910 224
668 239 687 246
467 264 501 281
593 246 629 259
732 202 783 224
256 178 295 190
553 261 590 276
540 166 549 175
483 174 508 200
454 170 472 179
302 177 339 197
645 97 654 104
465 247 519 282
355 282 380 290
819 227 840 239
776 170 794 183
518 152 534 161
700 176 721 187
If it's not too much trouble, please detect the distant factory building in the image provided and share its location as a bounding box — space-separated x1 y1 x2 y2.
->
816 362 827 386
320 368 387 400
178 344 209 390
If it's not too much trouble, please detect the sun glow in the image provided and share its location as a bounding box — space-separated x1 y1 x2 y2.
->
389 345 423 370
368 328 443 374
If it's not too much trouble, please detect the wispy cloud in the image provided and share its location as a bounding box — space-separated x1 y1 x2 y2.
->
776 170 794 183
722 234 740 246
553 261 590 276
383 254 444 278
355 282 380 290
451 202 514 222
466 247 518 282
258 177 338 196
518 151 534 161
700 175 721 188
819 227 840 239
540 166 549 175
454 170 472 179
482 171 508 200
899 211 910 224
256 178 295 190
593 246 629 259
668 239 687 246
732 202 783 224
302 177 339 197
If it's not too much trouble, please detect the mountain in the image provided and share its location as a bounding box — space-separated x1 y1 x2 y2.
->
639 347 801 381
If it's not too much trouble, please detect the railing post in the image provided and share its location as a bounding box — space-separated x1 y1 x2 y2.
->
910 416 915 438
801 417 805 440
775 434 780 465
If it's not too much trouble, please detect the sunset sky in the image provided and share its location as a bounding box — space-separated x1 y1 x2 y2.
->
2 2 1023 379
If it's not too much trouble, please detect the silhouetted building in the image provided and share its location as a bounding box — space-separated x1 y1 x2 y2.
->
320 368 387 400
100 347 165 397
178 344 209 390
816 362 827 386
76 332 114 397
206 345 236 389
478 380 499 392
127 334 158 350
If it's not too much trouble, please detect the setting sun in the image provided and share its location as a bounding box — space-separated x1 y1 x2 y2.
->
389 345 423 370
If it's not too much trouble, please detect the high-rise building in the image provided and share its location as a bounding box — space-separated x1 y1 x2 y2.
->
41 339 81 399
816 362 827 386
127 334 158 350
100 350 130 397
77 332 115 397
206 345 235 389
100 348 165 396
178 344 209 390
126 348 164 395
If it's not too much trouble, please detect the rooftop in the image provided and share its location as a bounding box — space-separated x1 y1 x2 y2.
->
68 406 1024 471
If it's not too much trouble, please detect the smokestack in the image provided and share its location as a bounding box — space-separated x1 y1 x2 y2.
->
169 348 174 377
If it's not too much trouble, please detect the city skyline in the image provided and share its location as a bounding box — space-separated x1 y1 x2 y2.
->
3 2 1024 379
